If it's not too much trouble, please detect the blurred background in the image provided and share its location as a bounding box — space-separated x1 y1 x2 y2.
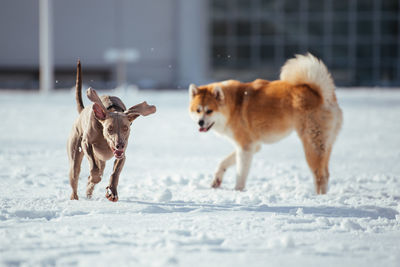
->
0 0 399 90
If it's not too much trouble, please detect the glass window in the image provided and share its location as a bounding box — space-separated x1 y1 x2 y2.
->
236 0 252 12
332 19 349 36
260 21 276 36
332 44 348 59
356 44 373 58
380 44 397 59
283 0 300 14
210 0 400 86
381 19 398 36
284 44 299 58
212 20 229 36
380 67 396 82
357 19 373 36
285 19 301 37
211 0 230 13
308 0 324 13
333 1 348 12
308 45 324 58
308 20 324 37
236 44 251 59
212 44 229 66
261 0 276 12
382 0 399 12
356 67 373 84
236 21 252 36
260 44 275 60
357 0 373 12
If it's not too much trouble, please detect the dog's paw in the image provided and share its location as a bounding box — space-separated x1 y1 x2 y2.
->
106 186 119 202
234 184 245 191
70 193 79 200
315 183 328 195
86 183 95 199
211 178 222 188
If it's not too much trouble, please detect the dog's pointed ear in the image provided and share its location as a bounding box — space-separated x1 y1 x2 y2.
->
213 85 224 102
125 101 156 122
189 84 198 99
93 103 107 120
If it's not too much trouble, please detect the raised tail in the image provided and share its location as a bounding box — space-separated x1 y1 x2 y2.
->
76 59 84 113
280 53 337 106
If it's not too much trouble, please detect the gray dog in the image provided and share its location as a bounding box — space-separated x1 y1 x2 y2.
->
67 60 156 201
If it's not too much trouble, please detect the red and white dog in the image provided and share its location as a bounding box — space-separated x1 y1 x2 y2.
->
189 53 343 194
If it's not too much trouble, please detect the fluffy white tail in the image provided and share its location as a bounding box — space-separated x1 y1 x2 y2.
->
280 53 336 106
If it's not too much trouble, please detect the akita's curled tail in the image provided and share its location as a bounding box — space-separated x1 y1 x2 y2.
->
280 53 336 106
76 59 84 113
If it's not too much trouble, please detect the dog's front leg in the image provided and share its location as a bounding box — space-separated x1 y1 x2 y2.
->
106 158 125 202
234 147 254 191
82 141 105 198
212 151 236 188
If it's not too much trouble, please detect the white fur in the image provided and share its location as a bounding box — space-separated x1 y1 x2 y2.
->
234 148 254 190
280 53 336 106
189 84 198 99
211 112 234 140
260 128 293 144
221 80 230 86
213 85 224 101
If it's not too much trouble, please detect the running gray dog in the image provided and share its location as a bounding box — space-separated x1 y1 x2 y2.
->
67 60 156 201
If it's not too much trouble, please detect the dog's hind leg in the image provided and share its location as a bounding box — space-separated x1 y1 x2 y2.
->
212 151 236 188
303 142 332 194
106 158 125 202
296 111 336 194
68 134 83 200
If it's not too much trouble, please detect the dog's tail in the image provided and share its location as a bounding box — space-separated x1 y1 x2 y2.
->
75 59 84 113
280 53 337 106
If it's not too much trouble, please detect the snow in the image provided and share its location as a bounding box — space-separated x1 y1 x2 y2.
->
0 88 399 267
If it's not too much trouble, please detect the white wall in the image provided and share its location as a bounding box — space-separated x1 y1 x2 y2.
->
0 0 209 88
0 0 39 67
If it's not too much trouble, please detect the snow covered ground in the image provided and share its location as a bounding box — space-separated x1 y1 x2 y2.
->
0 88 399 267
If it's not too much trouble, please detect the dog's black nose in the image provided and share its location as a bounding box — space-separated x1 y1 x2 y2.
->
198 120 204 127
116 143 125 150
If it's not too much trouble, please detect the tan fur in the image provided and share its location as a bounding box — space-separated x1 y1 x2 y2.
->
67 61 156 201
189 53 343 194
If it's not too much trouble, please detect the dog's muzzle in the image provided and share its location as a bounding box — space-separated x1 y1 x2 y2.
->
199 122 214 132
112 148 125 159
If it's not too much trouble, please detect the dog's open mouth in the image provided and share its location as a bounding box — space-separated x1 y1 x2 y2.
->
112 148 125 159
199 122 215 132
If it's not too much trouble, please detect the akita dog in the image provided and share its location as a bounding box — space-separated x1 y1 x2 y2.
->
189 53 343 194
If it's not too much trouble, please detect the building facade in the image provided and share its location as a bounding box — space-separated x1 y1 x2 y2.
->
210 0 400 87
0 0 399 89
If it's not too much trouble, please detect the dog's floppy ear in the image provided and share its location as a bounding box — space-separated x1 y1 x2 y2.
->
189 84 199 99
93 103 107 120
125 101 156 122
213 85 224 102
87 88 109 121
87 87 108 111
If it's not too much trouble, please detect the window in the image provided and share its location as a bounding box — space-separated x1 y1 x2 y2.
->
210 0 400 86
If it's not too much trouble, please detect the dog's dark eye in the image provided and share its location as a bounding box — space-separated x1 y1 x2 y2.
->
108 126 113 132
206 110 213 114
196 108 201 113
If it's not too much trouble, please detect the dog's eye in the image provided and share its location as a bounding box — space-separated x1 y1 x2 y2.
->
108 126 113 132
206 110 213 115
196 108 201 113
